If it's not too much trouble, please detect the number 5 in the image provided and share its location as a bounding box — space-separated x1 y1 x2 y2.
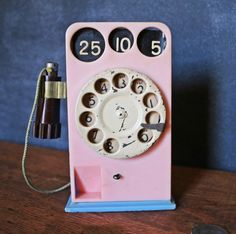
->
151 41 161 56
91 41 101 56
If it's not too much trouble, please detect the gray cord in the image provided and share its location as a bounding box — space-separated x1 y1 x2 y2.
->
22 67 70 194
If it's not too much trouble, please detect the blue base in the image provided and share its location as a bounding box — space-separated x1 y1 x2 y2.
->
65 196 176 212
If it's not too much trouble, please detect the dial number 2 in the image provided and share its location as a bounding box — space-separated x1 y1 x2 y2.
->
131 79 146 94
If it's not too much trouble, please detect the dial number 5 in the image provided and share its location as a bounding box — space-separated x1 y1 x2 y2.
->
151 41 161 56
79 40 101 56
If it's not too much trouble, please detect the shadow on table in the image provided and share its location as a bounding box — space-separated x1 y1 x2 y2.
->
79 224 126 234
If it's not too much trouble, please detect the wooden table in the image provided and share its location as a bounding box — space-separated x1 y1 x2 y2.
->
0 141 235 234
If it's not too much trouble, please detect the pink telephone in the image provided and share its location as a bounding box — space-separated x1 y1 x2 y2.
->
23 22 175 212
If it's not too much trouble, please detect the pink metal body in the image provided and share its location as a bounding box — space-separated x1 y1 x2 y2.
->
66 22 172 202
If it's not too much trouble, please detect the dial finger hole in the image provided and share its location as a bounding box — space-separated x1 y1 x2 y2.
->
143 93 158 108
146 111 160 124
138 128 153 143
88 128 103 144
79 111 95 127
113 73 128 89
103 138 119 154
82 93 98 108
94 78 110 94
131 78 146 94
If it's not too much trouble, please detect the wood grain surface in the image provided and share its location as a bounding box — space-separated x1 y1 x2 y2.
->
0 141 235 234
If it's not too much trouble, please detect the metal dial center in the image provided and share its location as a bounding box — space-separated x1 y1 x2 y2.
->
116 107 128 119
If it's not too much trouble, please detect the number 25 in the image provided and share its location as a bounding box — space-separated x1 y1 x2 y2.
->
79 40 101 56
151 41 161 56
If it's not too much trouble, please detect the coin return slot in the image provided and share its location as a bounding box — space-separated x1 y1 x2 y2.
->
79 111 95 127
94 78 110 94
113 73 129 89
143 93 158 108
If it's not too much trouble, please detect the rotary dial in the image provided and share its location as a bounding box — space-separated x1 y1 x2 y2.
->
75 68 166 159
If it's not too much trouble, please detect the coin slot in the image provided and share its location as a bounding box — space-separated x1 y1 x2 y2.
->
137 27 166 57
138 129 153 143
131 78 146 94
82 93 98 108
79 111 95 127
108 27 134 53
88 128 103 144
113 73 129 89
103 138 119 154
71 27 105 62
146 111 160 124
143 93 158 108
94 78 110 94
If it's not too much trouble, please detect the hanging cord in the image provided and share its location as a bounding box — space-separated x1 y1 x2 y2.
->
22 67 70 194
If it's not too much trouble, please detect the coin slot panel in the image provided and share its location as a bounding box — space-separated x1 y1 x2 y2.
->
71 27 105 62
108 27 134 53
137 27 167 57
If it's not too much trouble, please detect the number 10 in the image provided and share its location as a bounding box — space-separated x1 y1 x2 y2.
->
116 37 131 52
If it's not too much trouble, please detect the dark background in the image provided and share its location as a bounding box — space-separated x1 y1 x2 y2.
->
0 0 235 172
